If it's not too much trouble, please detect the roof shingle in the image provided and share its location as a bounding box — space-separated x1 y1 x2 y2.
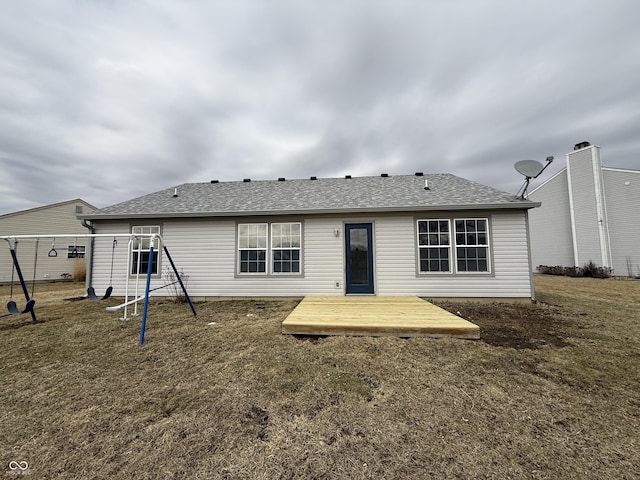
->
82 174 538 219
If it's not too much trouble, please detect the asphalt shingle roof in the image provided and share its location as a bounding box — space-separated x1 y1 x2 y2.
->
82 174 538 219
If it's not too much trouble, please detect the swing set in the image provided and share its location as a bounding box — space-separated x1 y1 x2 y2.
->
1 233 196 345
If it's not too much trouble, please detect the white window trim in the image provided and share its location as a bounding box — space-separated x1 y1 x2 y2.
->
417 219 452 274
131 225 162 276
416 217 492 275
67 245 86 259
453 218 491 274
237 222 303 276
270 222 302 275
237 223 268 275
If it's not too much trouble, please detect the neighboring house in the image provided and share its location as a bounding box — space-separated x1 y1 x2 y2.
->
0 199 96 283
79 174 540 300
528 142 640 276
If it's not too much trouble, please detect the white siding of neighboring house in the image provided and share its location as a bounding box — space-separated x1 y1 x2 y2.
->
528 170 575 268
0 200 94 283
90 210 534 300
603 168 640 276
566 146 611 267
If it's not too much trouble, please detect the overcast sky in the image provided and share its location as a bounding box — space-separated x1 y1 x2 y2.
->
1 0 639 215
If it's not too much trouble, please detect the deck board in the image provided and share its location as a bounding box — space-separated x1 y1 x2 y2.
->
282 297 480 339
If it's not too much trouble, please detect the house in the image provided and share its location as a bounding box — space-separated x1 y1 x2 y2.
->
79 174 540 300
528 142 640 277
0 199 96 283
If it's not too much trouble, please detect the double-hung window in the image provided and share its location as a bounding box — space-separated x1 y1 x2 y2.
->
417 220 451 273
454 219 489 272
67 245 86 259
131 225 161 275
238 224 268 273
237 222 302 275
417 218 490 274
271 223 301 273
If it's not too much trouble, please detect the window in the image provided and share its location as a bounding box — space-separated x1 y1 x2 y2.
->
416 217 490 274
131 226 161 275
271 223 301 273
417 220 451 272
238 223 267 273
67 245 86 259
454 219 489 272
237 222 302 275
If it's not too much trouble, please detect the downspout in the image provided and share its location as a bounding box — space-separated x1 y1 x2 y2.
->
524 209 536 302
81 219 94 290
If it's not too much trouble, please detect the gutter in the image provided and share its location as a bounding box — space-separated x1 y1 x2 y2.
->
78 201 542 221
81 219 95 289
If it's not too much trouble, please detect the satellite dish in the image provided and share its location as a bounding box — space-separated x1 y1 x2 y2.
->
515 160 544 178
513 156 554 199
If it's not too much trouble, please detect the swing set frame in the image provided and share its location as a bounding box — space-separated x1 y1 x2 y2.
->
1 233 196 345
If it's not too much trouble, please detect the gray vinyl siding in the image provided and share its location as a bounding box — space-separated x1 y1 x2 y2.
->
0 200 93 283
91 211 534 299
603 169 640 276
91 218 346 297
566 148 606 265
528 171 575 268
376 211 532 298
88 223 133 296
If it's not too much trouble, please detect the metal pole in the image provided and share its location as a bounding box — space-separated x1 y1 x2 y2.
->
122 237 133 321
9 246 37 322
133 237 143 317
138 242 154 346
163 245 197 316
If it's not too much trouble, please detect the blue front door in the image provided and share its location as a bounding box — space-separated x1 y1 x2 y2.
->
345 223 374 294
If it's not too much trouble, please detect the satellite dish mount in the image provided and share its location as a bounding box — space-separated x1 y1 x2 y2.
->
514 156 554 199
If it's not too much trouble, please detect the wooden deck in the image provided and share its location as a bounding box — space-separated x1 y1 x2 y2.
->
282 297 480 339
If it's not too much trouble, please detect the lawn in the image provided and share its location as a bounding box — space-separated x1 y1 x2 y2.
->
1 276 639 479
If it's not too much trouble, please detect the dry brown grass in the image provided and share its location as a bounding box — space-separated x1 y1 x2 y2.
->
1 277 639 479
73 258 86 282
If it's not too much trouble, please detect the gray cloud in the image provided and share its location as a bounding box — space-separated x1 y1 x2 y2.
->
1 0 639 214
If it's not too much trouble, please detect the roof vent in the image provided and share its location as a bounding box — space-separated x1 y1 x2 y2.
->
278 177 285 181
173 188 178 198
424 179 430 191
210 180 219 184
345 175 352 179
574 141 591 150
243 178 251 183
381 173 389 177
310 176 317 180
415 172 424 176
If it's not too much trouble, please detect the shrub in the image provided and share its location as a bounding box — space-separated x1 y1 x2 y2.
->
162 266 189 303
581 261 613 279
537 262 613 279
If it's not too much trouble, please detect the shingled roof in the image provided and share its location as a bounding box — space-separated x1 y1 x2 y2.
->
81 174 538 219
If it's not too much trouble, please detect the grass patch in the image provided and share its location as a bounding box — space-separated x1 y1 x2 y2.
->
1 277 639 479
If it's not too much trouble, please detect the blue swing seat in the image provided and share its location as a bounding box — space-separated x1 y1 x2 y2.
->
5 299 36 316
87 286 113 301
